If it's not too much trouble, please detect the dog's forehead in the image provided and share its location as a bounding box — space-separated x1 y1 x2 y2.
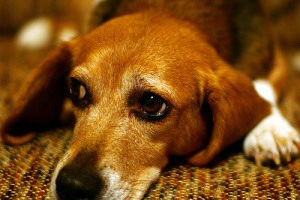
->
68 13 210 104
70 48 199 106
70 12 207 64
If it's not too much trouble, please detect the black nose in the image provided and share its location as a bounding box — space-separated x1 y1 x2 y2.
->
56 166 103 200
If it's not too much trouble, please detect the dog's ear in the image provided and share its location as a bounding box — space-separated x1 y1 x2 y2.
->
188 60 271 166
1 44 72 145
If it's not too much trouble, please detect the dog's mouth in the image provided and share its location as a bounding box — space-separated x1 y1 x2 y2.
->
97 168 160 200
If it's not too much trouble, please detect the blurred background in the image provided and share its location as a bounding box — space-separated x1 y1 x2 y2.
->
0 0 92 33
0 0 90 123
0 0 300 124
0 0 300 46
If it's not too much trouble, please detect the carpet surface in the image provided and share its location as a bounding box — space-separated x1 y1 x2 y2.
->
1 36 300 199
1 129 300 199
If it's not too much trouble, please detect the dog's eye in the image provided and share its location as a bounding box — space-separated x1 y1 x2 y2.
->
68 78 91 108
136 92 170 121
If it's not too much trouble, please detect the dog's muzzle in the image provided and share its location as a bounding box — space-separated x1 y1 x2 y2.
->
56 165 103 200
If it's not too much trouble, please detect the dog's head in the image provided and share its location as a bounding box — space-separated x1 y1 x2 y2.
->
1 12 269 200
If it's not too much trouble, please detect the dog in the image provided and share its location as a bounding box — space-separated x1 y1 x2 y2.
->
2 0 300 199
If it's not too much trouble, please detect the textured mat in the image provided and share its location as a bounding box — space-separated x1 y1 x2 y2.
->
0 129 300 199
1 37 300 199
0 130 72 200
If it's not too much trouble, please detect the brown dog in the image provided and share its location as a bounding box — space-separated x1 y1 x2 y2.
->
2 0 300 199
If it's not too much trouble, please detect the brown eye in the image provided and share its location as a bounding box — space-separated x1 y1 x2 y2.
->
68 78 91 108
136 91 170 121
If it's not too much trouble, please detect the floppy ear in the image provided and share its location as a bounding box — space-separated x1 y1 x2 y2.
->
1 44 72 145
188 61 271 166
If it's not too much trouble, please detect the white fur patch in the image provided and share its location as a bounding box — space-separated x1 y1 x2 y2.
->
99 168 131 200
253 79 276 105
16 17 53 50
243 80 300 165
99 167 160 200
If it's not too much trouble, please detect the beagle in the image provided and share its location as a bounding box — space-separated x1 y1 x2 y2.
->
2 0 300 199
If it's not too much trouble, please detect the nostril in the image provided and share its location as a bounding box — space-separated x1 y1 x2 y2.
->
56 166 103 200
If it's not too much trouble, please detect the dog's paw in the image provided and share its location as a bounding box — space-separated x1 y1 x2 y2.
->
243 108 300 165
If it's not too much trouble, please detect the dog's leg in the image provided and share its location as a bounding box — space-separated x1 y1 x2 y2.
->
243 79 300 165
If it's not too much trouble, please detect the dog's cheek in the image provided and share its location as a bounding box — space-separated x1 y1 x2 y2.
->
168 106 210 155
98 166 162 200
131 167 162 198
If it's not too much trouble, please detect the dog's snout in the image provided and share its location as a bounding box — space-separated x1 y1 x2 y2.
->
56 166 103 200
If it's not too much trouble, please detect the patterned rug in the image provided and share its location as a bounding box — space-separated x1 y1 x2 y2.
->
0 36 300 199
1 129 300 199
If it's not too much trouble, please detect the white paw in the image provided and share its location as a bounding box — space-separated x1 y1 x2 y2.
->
243 108 300 165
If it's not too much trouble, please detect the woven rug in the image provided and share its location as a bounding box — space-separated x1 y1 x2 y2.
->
1 130 300 200
1 37 300 200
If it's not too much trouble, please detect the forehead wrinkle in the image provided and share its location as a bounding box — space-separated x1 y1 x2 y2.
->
142 75 172 94
71 66 90 80
130 74 177 103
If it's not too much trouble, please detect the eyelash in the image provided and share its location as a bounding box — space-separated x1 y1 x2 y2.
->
130 91 171 122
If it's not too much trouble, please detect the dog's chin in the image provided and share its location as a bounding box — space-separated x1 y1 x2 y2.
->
49 157 161 200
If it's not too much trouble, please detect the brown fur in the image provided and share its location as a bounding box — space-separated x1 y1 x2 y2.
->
1 0 282 198
2 10 271 167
